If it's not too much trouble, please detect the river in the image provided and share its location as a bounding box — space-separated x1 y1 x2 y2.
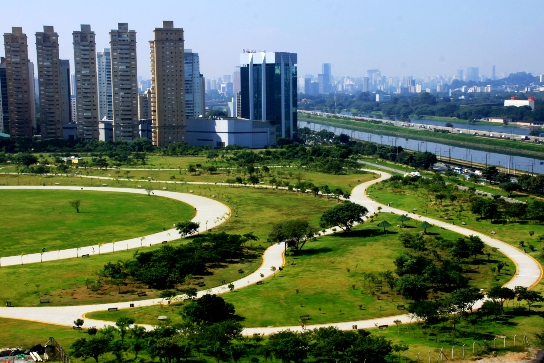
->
299 121 544 175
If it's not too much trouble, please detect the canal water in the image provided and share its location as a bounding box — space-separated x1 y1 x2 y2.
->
299 121 544 175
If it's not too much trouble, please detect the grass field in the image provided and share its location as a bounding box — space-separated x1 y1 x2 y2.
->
87 214 513 327
367 181 544 294
0 190 194 256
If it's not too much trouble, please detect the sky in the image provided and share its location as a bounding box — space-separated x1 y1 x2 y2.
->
2 0 543 81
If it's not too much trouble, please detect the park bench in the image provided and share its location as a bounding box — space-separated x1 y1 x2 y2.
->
81 254 90 258
108 307 118 311
197 282 206 287
40 298 50 303
238 269 244 273
162 241 168 244
72 326 82 330
396 304 405 310
137 292 147 297
300 315 311 321
378 325 388 329
256 281 263 285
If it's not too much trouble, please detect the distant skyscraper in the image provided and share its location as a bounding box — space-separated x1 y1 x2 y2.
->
232 67 241 95
149 21 185 146
466 67 479 82
185 50 204 118
59 60 71 124
304 77 312 95
362 77 370 92
318 62 332 94
110 23 139 141
456 69 463 81
240 51 297 139
97 48 112 120
36 26 63 139
3 27 33 139
73 24 99 139
492 65 496 81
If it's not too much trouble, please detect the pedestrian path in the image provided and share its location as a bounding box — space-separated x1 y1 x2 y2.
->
0 172 541 336
0 186 230 266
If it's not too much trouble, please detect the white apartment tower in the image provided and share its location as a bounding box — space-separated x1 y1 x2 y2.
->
73 24 99 139
149 21 185 146
184 50 204 118
97 48 112 120
110 23 139 141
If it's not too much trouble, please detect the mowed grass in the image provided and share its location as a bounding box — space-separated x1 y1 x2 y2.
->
0 190 194 256
88 215 513 327
0 317 85 349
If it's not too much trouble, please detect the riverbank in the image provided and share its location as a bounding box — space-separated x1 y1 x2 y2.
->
298 114 544 159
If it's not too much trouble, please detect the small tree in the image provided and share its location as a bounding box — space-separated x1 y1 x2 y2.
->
145 188 153 196
74 318 85 328
268 220 317 251
319 202 369 232
69 200 81 213
176 221 200 237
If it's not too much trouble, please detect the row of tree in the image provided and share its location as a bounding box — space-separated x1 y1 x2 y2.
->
72 293 402 363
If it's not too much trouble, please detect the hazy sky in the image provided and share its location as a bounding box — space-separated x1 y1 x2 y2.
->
2 0 543 80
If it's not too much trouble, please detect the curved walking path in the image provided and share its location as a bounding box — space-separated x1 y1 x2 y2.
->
0 172 541 335
0 186 230 266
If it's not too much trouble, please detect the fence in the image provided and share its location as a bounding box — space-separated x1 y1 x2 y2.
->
45 337 73 363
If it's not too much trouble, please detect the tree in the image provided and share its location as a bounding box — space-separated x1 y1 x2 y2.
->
268 330 308 363
487 286 515 311
418 221 433 234
395 275 428 301
145 188 154 196
408 300 441 325
16 153 38 168
377 220 391 233
176 221 200 237
115 317 135 344
268 219 317 251
74 318 85 328
470 197 498 219
69 200 81 213
182 294 237 325
319 201 369 232
515 286 544 311
71 335 111 363
397 214 411 228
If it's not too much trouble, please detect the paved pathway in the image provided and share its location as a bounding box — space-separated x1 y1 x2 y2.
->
0 172 541 336
0 186 230 266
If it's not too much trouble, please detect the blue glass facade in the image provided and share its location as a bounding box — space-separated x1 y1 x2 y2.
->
240 52 297 139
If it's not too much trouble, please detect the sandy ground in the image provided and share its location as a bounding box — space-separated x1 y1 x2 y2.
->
455 349 543 363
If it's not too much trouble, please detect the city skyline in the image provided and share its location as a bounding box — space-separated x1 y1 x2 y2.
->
1 0 543 81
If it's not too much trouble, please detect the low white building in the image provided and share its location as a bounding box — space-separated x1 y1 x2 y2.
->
186 117 276 149
504 97 535 110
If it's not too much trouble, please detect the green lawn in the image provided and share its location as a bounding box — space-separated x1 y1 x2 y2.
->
0 190 194 256
88 214 513 327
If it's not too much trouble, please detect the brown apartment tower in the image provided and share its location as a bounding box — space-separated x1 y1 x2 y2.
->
110 23 139 141
3 27 33 139
73 25 99 139
36 26 63 139
149 21 186 146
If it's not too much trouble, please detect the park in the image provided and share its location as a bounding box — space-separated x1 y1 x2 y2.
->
0 133 543 362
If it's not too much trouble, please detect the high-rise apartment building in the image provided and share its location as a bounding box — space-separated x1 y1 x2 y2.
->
36 26 63 139
97 48 112 120
466 67 479 82
3 27 33 139
59 59 71 124
149 21 185 146
0 59 8 133
138 88 151 120
73 24 99 139
240 51 297 139
185 50 204 118
110 23 139 141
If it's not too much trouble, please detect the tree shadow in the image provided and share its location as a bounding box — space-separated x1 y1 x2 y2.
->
332 229 385 238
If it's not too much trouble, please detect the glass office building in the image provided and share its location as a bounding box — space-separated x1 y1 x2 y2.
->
240 52 297 139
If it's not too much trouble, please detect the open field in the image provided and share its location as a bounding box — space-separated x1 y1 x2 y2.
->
0 190 194 256
87 214 513 327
